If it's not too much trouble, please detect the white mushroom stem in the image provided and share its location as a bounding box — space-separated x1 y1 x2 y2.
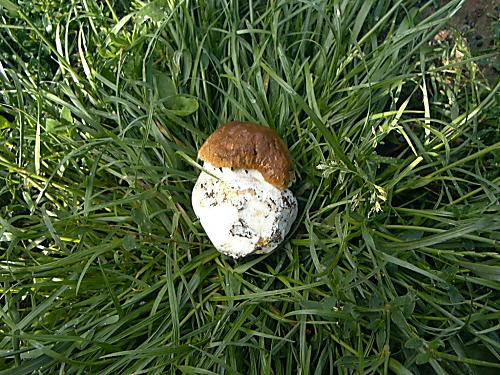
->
192 162 298 258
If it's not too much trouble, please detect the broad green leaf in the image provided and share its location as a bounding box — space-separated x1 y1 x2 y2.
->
122 235 136 250
164 95 199 116
154 71 177 99
137 0 169 22
405 337 423 349
415 351 431 365
0 114 12 129
61 107 73 124
46 118 61 133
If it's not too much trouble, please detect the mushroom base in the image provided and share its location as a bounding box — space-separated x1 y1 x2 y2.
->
192 162 298 258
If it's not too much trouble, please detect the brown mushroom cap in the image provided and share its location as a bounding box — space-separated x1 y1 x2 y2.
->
198 121 293 189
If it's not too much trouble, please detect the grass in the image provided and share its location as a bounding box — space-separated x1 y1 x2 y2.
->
0 0 499 373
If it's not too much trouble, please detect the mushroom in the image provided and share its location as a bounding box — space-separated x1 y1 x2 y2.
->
192 121 298 258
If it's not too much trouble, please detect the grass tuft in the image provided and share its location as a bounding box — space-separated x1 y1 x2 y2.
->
1 0 499 373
